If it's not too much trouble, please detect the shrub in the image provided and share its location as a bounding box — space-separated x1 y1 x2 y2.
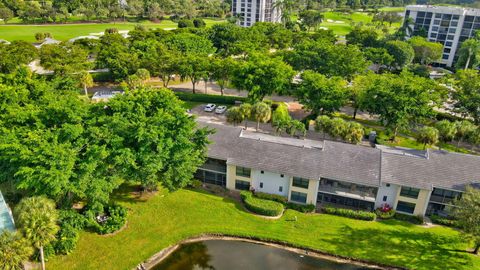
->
87 204 128 235
240 191 284 217
178 19 194 28
253 191 288 204
394 212 424 224
430 215 460 228
174 92 247 105
322 207 376 221
286 203 316 213
52 224 80 255
58 210 88 231
188 179 203 188
193 18 206 28
375 203 396 219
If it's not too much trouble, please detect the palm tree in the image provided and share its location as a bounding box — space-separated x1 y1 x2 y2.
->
345 122 364 144
14 196 59 270
458 39 480 70
415 126 439 150
314 115 331 139
239 103 252 129
435 120 456 149
226 107 244 127
454 120 476 147
272 0 295 27
251 102 272 131
78 71 93 98
0 231 33 270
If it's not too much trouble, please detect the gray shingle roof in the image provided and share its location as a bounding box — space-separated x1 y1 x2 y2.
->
381 150 480 191
200 121 480 191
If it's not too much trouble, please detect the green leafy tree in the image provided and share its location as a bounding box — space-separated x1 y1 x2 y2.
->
315 115 332 139
0 41 38 73
91 88 212 191
165 32 216 56
363 47 394 67
346 27 379 48
385 40 414 69
408 36 443 65
141 43 178 87
357 72 441 140
176 54 209 94
453 186 480 254
296 71 348 116
40 43 92 75
0 231 33 270
415 126 439 149
226 106 244 126
251 102 272 131
299 10 323 31
96 33 139 80
210 57 237 96
231 55 294 101
453 70 480 123
435 120 457 147
0 7 14 23
239 103 252 129
467 127 480 150
14 196 59 270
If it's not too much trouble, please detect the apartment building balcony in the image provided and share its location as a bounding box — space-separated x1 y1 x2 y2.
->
318 178 377 202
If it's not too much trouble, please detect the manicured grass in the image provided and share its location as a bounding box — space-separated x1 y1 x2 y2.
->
0 19 224 42
47 184 479 270
318 11 400 36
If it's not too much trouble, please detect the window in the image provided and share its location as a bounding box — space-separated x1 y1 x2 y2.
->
235 180 250 190
291 191 307 203
260 182 263 188
279 186 283 192
236 166 251 178
383 196 387 202
400 187 420 199
292 177 309 189
280 174 284 178
396 201 416 214
386 183 390 187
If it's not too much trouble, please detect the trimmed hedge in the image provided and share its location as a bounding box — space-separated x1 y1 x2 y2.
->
174 92 247 105
253 191 288 204
240 191 284 217
322 207 376 221
287 202 316 213
394 213 424 225
430 215 460 228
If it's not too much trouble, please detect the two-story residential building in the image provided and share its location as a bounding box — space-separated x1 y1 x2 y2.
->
196 121 480 217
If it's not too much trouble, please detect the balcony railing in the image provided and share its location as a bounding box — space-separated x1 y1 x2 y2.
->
318 185 376 202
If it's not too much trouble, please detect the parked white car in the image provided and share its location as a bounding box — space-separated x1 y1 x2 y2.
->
215 105 227 114
204 104 216 112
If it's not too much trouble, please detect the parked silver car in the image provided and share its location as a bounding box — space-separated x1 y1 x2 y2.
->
204 104 216 112
215 105 227 114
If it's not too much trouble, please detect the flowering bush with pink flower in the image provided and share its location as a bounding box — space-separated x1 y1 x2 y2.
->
375 203 396 219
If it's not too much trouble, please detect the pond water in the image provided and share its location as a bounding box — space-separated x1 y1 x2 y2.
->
152 240 375 270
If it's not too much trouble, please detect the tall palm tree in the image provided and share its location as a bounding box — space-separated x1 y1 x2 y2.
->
239 103 252 129
0 231 33 270
272 0 295 27
14 197 59 270
458 39 480 70
78 71 94 98
251 102 271 131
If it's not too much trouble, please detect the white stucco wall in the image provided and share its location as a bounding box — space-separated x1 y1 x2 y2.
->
375 183 400 208
251 170 290 197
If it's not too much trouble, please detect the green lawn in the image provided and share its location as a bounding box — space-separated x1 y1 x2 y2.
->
0 19 224 42
47 184 479 270
319 11 400 36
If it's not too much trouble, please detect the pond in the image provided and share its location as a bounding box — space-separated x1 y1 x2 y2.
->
152 240 376 270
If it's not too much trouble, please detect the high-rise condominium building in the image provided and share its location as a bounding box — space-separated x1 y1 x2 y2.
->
231 0 281 27
405 5 480 67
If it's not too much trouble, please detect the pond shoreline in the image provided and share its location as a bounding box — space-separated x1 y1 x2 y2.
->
135 234 406 270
